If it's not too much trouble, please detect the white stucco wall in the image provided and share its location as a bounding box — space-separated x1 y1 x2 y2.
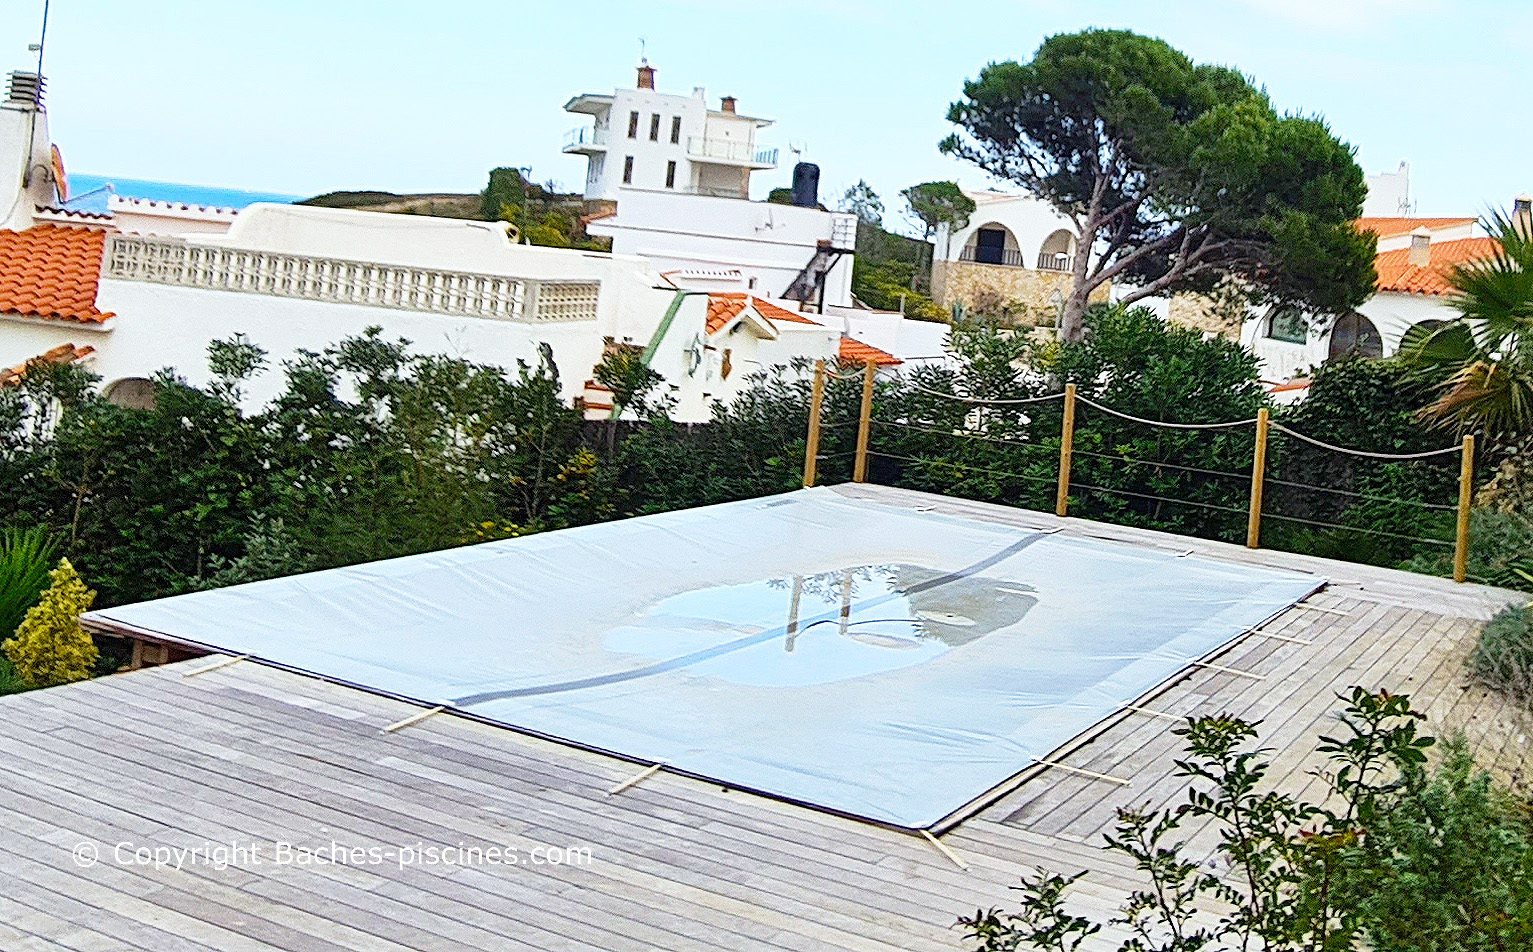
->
830 307 951 366
1241 291 1462 382
935 191 1078 267
589 189 856 308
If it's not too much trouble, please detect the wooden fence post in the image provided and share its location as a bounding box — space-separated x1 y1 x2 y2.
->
1454 434 1475 583
1055 383 1077 517
802 359 826 488
852 360 877 483
1246 408 1270 549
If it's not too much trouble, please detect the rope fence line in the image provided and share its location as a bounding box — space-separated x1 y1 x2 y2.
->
801 360 1479 582
872 419 1059 453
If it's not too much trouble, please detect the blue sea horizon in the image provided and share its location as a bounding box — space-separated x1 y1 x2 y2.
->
62 174 304 213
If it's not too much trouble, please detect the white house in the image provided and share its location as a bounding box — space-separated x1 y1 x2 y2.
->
1242 213 1509 388
565 62 859 313
930 189 1090 322
563 61 776 204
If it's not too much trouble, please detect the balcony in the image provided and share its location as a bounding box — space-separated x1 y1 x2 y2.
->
685 136 778 169
563 126 609 154
955 246 1075 272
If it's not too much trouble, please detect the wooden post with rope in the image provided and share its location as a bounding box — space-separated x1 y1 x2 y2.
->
1055 383 1077 517
802 359 826 488
852 360 876 483
1453 434 1475 583
1246 407 1270 549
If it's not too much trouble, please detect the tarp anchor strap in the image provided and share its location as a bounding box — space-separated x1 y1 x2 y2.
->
920 829 970 871
1250 630 1313 646
608 763 664 796
1037 760 1132 786
1191 660 1266 681
1294 602 1349 616
1125 704 1182 721
1175 549 1195 557
181 655 250 679
382 705 447 734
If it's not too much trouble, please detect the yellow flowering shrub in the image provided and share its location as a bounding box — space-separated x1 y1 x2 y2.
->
2 557 98 688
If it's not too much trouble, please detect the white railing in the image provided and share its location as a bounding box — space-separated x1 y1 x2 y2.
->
105 235 600 323
685 137 778 167
830 215 857 250
563 125 609 150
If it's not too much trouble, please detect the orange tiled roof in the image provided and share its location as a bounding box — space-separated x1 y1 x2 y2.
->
1374 237 1499 296
1355 216 1476 238
0 342 97 387
705 293 821 334
0 225 114 323
838 336 902 367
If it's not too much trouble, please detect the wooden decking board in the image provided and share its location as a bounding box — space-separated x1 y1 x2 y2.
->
2 485 1524 951
18 680 962 944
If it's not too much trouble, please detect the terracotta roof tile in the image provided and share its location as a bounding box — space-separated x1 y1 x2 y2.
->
1374 237 1499 296
1355 216 1476 239
838 336 902 367
705 293 821 334
0 342 97 387
0 225 114 323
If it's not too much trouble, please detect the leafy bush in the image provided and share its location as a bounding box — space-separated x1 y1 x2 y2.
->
1405 508 1533 591
0 525 60 640
962 688 1533 951
2 558 97 688
1470 605 1533 698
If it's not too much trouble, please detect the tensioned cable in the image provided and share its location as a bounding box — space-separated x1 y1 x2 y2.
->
1071 482 1249 516
896 379 1065 406
1075 395 1259 430
1263 476 1459 510
869 450 1057 488
1267 422 1463 461
1260 511 1453 547
873 419 1056 452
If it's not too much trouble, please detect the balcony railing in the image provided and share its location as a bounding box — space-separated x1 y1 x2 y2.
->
958 246 1026 267
955 246 1075 272
1036 251 1074 272
105 235 601 323
563 126 609 151
685 137 778 167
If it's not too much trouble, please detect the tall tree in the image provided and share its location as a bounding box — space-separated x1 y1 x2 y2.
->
941 29 1376 342
840 180 884 227
901 181 976 290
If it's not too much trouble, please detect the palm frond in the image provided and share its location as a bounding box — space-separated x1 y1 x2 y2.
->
0 526 62 640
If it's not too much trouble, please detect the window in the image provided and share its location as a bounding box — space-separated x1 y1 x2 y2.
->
649 113 661 141
1264 308 1308 344
627 111 639 138
974 227 1008 265
1328 312 1383 359
665 161 677 189
622 156 634 184
670 116 681 144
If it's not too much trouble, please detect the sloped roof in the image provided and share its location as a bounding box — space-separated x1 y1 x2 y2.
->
705 293 820 334
0 225 115 323
1375 237 1499 296
1355 216 1476 239
838 336 902 367
0 342 97 386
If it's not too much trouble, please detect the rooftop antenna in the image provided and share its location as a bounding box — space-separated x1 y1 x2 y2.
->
789 140 806 161
29 0 49 96
638 36 647 65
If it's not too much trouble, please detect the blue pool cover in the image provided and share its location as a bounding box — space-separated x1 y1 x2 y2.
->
85 489 1323 829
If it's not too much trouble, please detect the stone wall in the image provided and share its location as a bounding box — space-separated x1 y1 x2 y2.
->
933 260 1108 326
1166 286 1248 339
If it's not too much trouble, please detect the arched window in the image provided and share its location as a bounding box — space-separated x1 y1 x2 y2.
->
962 223 1019 267
104 377 157 410
1264 307 1308 344
1037 229 1074 271
1327 313 1383 359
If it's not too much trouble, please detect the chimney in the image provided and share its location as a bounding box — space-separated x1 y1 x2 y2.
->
636 62 655 90
720 96 736 115
6 71 43 108
1408 226 1432 267
1514 193 1532 237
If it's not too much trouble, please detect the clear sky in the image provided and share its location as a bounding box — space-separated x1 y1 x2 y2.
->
4 0 1527 229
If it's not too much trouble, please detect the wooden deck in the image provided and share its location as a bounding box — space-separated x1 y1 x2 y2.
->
0 484 1523 951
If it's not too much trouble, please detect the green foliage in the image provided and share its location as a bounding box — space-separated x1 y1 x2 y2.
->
839 179 884 226
592 346 668 420
0 525 60 643
1405 508 1533 590
767 187 794 205
901 181 975 239
1398 208 1533 446
481 167 529 223
942 28 1375 340
3 557 98 688
851 258 947 321
964 688 1533 952
1470 605 1533 699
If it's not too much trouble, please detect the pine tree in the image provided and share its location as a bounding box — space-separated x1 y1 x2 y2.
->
2 558 98 688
